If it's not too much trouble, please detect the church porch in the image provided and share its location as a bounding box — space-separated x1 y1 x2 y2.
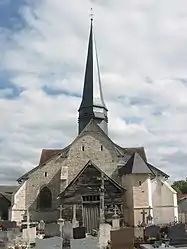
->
58 161 126 233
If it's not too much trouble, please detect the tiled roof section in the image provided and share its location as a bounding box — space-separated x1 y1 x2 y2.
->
119 152 154 175
0 185 18 194
178 194 187 201
39 149 63 165
147 163 169 178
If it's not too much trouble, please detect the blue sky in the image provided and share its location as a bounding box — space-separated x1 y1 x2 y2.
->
1 0 187 184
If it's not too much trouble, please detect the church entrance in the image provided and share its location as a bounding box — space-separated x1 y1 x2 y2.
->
82 195 100 233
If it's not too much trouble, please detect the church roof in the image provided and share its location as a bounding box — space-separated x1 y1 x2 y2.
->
147 163 169 178
0 185 17 194
58 160 125 199
118 152 155 175
17 145 70 182
39 149 64 165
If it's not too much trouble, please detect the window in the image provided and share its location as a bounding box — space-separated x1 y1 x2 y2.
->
82 195 100 202
139 181 142 186
100 145 103 151
44 172 48 177
81 145 84 151
37 187 52 209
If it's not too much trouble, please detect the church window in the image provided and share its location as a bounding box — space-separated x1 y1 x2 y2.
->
81 145 85 151
139 181 142 186
37 187 52 209
100 145 103 151
44 172 48 177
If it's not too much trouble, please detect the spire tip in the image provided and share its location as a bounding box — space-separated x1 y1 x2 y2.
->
90 8 94 22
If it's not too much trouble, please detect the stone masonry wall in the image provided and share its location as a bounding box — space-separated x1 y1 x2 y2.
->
24 155 65 221
67 133 120 184
11 181 26 222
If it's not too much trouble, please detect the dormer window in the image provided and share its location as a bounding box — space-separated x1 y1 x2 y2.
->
81 145 85 151
44 172 48 177
100 145 103 151
139 181 142 186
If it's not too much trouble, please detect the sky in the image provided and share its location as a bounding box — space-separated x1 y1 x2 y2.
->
0 0 187 185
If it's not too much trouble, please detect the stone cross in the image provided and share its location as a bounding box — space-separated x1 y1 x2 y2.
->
58 205 63 219
90 8 94 21
141 209 147 227
146 206 153 224
113 205 118 217
100 173 105 223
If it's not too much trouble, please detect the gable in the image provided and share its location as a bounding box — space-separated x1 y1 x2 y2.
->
59 161 125 200
17 145 70 182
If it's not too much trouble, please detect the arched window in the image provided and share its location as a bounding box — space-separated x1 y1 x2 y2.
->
38 187 52 209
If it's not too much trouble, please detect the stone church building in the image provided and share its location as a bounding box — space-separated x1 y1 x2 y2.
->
7 19 178 230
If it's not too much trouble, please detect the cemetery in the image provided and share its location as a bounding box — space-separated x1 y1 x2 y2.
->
1 205 187 249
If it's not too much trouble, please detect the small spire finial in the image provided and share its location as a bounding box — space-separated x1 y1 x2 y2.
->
90 8 94 22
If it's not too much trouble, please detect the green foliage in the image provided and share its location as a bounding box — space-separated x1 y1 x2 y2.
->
172 180 187 194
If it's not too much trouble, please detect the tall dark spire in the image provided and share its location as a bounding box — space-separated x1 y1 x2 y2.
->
78 15 108 134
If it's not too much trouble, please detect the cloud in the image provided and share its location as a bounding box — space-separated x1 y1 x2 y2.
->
0 0 187 184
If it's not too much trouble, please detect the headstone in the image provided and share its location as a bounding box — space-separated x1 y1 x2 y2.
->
144 225 160 238
111 227 134 249
73 227 86 239
112 206 120 230
22 226 36 243
70 235 99 249
99 223 112 248
44 223 60 237
36 236 62 249
72 204 79 228
63 221 73 239
134 227 144 239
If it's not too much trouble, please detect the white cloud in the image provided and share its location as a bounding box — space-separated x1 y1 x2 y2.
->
0 0 187 183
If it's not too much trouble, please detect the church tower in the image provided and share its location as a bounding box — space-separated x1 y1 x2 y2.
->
78 17 108 135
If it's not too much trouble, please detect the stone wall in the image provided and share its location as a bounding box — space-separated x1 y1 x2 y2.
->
67 133 119 183
152 178 178 224
11 181 26 222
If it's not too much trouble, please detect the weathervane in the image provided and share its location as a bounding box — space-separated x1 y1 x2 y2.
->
90 8 94 21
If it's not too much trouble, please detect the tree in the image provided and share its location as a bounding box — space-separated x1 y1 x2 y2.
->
171 180 187 194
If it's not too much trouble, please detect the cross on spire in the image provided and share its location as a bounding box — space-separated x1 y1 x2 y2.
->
90 8 94 21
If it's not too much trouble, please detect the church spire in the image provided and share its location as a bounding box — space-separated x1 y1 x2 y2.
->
78 13 108 134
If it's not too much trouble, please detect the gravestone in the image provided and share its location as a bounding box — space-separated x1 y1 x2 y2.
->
73 227 86 239
63 221 73 239
44 223 60 237
22 226 36 243
168 223 187 245
111 227 134 249
35 236 62 249
168 223 186 239
134 227 144 239
144 225 160 238
99 223 112 248
70 235 99 249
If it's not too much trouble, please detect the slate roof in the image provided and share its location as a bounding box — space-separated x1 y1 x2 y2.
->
0 185 18 194
39 149 64 165
0 186 17 204
58 160 125 198
118 152 154 175
147 163 169 178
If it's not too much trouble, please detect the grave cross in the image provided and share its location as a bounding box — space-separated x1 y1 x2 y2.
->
141 209 147 227
58 205 64 219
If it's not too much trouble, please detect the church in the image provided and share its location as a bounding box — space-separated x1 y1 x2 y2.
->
7 18 178 231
